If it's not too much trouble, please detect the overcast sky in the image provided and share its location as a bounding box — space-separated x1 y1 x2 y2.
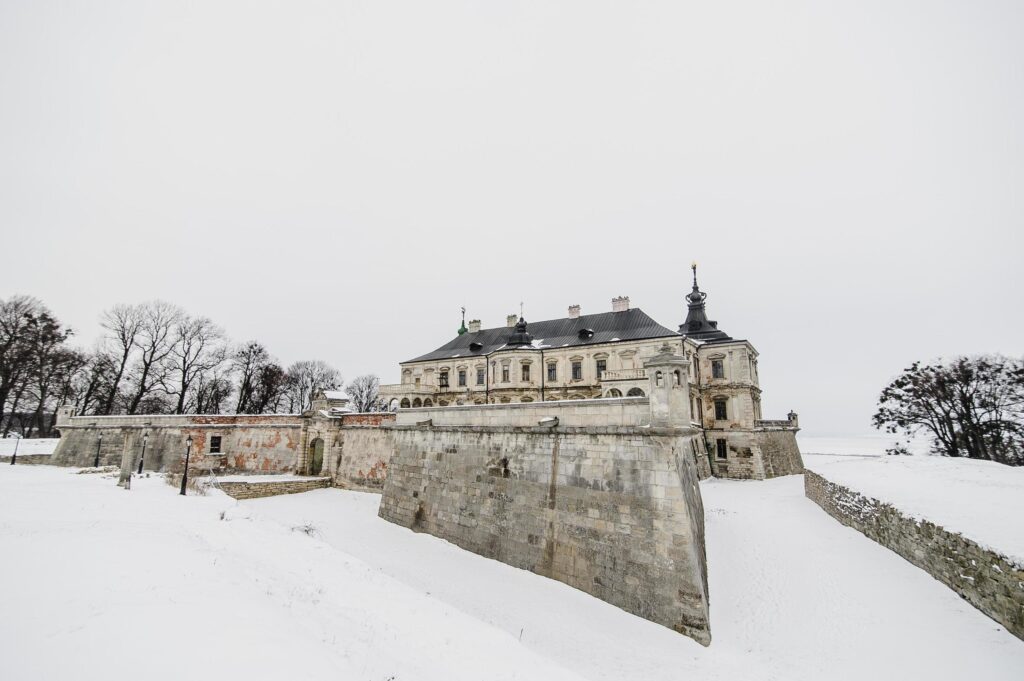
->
1 1 1021 436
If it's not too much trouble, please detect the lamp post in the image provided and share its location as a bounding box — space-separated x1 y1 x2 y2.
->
179 434 193 496
137 433 149 474
93 433 103 468
9 437 20 465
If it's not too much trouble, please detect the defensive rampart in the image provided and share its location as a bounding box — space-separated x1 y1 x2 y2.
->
805 470 1024 641
379 347 715 644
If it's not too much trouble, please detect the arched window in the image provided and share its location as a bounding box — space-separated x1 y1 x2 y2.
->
400 398 411 409
423 398 433 407
412 398 422 408
655 371 663 387
627 387 645 397
673 370 681 386
606 388 623 398
438 400 448 406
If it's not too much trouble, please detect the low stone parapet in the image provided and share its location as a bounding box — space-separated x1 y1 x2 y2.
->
804 470 1024 640
218 476 331 500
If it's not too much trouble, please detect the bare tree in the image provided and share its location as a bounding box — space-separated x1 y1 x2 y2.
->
23 310 74 437
233 341 270 413
0 295 43 434
873 356 1024 465
252 362 288 414
125 301 181 415
345 374 382 412
99 304 143 414
284 360 342 413
164 315 227 414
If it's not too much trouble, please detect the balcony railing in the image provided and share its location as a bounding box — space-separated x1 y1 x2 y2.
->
754 419 797 430
600 368 647 381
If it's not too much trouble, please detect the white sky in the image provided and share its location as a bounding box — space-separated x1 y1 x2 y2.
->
1 1 1021 436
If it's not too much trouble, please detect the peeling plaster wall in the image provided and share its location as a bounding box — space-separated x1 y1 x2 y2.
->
51 414 302 474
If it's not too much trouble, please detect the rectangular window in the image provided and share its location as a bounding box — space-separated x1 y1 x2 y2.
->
547 363 557 381
712 359 725 379
714 399 728 420
716 438 728 459
502 365 510 383
209 436 222 454
458 370 466 387
521 364 530 382
596 359 607 378
572 361 582 381
439 372 449 388
476 368 485 385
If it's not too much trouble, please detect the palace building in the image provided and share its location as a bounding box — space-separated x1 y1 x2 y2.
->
379 267 802 479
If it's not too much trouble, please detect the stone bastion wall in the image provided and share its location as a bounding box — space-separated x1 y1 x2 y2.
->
805 470 1024 641
378 381 715 645
379 423 712 645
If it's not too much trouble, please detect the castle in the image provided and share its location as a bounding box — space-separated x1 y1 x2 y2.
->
46 267 804 646
381 266 802 479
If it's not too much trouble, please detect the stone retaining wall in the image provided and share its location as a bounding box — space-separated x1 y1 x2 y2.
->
0 455 53 465
219 477 331 500
379 424 712 645
805 470 1024 641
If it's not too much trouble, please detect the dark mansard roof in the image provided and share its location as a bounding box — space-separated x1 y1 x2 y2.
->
404 308 680 363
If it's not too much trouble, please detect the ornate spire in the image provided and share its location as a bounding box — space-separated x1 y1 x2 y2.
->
679 263 731 340
457 306 468 335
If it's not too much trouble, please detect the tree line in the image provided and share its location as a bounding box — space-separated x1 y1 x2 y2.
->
0 295 383 438
874 355 1023 466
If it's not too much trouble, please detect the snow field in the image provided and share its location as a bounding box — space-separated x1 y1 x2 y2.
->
1 464 1022 680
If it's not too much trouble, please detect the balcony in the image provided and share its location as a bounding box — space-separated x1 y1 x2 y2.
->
379 383 437 397
600 368 647 382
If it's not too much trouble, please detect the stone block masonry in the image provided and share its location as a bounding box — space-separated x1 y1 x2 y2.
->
805 470 1024 641
219 477 331 499
379 424 712 645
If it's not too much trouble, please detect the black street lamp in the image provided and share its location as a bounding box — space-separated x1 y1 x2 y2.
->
9 437 20 465
179 434 193 496
137 433 149 475
93 433 103 468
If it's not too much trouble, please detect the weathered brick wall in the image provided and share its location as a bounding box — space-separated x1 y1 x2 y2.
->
219 477 331 499
51 414 302 474
805 470 1024 640
379 425 712 645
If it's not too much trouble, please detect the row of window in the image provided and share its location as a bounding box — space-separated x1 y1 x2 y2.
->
423 358 725 389
437 359 596 387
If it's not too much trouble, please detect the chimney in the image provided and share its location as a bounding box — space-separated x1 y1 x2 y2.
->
468 319 481 333
612 296 630 312
507 314 519 327
568 304 581 319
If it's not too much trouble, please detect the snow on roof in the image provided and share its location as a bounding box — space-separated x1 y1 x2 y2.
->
322 390 347 401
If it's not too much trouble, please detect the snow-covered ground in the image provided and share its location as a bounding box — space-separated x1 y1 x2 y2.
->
0 438 58 456
805 454 1024 566
1 466 1021 680
798 434 931 456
